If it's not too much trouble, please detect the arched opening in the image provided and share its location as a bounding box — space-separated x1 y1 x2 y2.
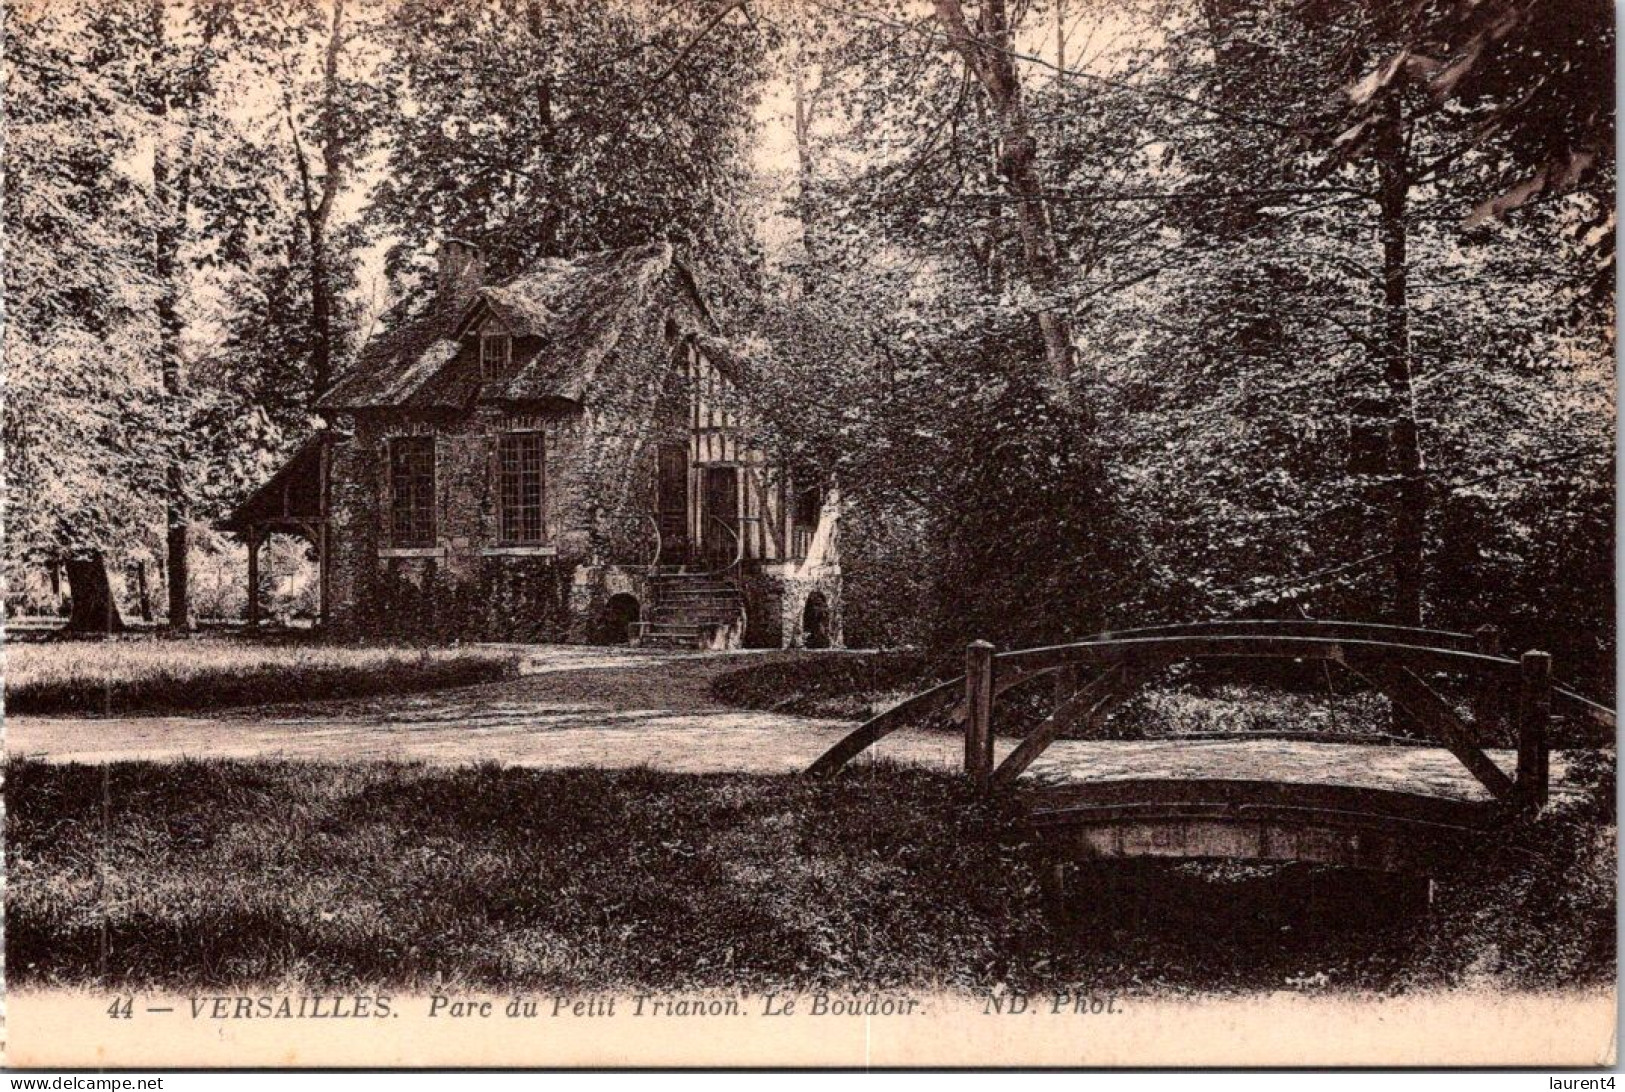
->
801 590 831 649
600 593 641 645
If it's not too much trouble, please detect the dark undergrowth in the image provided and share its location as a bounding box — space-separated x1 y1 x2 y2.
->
710 655 1602 748
7 756 1614 994
708 651 936 720
710 653 1401 740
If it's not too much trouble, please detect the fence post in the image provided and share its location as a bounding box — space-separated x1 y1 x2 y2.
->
965 640 995 792
1516 650 1552 809
1471 624 1501 737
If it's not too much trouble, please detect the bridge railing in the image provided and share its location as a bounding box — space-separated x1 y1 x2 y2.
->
805 620 1616 812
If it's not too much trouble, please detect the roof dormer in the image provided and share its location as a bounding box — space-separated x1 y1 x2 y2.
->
479 318 516 382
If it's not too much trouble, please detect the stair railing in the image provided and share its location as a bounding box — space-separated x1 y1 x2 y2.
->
703 515 746 576
645 512 663 574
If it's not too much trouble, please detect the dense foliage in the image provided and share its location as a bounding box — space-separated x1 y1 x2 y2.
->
738 0 1613 685
6 639 518 716
6 0 1612 688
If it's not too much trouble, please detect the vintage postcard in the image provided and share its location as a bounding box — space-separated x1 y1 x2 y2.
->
3 0 1616 1071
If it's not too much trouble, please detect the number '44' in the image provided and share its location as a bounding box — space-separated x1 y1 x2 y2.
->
106 997 133 1019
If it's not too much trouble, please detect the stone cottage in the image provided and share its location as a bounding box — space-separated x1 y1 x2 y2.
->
224 240 841 649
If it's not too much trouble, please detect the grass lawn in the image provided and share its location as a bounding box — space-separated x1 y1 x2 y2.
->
709 652 934 720
5 639 520 717
7 757 1614 994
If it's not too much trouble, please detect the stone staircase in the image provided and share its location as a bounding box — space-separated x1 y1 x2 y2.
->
632 570 746 650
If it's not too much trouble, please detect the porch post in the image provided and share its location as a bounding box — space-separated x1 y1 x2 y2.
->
246 528 263 628
318 521 330 628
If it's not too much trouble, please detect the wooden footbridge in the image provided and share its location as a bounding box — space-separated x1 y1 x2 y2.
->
807 621 1616 873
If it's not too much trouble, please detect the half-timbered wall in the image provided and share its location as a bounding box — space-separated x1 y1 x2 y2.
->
686 342 794 563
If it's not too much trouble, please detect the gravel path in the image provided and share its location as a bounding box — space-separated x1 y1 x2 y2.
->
5 646 962 773
4 645 1577 799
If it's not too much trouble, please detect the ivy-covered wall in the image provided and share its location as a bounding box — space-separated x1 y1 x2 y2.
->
354 555 577 642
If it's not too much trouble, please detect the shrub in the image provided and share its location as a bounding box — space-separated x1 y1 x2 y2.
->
1403 749 1617 989
6 639 520 716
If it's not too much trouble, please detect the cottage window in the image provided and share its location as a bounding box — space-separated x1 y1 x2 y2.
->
388 436 437 546
794 485 821 529
498 431 545 543
481 334 514 381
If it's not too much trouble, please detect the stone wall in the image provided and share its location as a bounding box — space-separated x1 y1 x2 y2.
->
740 563 843 649
565 564 651 644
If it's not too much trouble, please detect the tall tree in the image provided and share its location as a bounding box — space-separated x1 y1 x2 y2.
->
256 0 383 403
767 0 1609 662
286 0 348 401
5 0 166 632
141 0 235 630
929 0 1075 389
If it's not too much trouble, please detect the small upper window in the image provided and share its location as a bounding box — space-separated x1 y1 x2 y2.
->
481 333 514 381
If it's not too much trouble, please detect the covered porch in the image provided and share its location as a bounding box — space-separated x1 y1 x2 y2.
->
220 437 330 628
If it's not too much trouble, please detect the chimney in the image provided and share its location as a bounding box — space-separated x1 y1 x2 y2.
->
436 237 484 314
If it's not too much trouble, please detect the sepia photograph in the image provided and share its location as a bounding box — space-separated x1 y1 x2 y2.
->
2 0 1617 1071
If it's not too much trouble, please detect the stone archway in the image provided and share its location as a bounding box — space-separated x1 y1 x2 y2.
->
600 593 642 645
801 590 831 649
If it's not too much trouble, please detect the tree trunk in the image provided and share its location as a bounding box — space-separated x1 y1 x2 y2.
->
309 237 334 399
525 0 561 258
1375 91 1426 627
134 559 154 623
1054 0 1064 79
793 58 818 285
931 0 1076 392
156 174 192 633
151 0 197 632
1197 0 1267 236
309 0 346 401
64 553 126 635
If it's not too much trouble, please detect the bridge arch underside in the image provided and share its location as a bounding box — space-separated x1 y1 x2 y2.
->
1026 779 1493 873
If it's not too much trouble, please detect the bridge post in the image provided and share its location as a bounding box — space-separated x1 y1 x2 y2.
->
965 640 995 791
1516 650 1552 809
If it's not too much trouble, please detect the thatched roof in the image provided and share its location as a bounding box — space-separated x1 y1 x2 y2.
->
318 242 709 412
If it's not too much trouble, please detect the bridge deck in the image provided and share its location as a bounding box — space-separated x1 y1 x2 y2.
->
857 734 1580 803
1023 739 1580 803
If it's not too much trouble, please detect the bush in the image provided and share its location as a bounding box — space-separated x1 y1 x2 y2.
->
1402 749 1617 989
6 639 520 716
